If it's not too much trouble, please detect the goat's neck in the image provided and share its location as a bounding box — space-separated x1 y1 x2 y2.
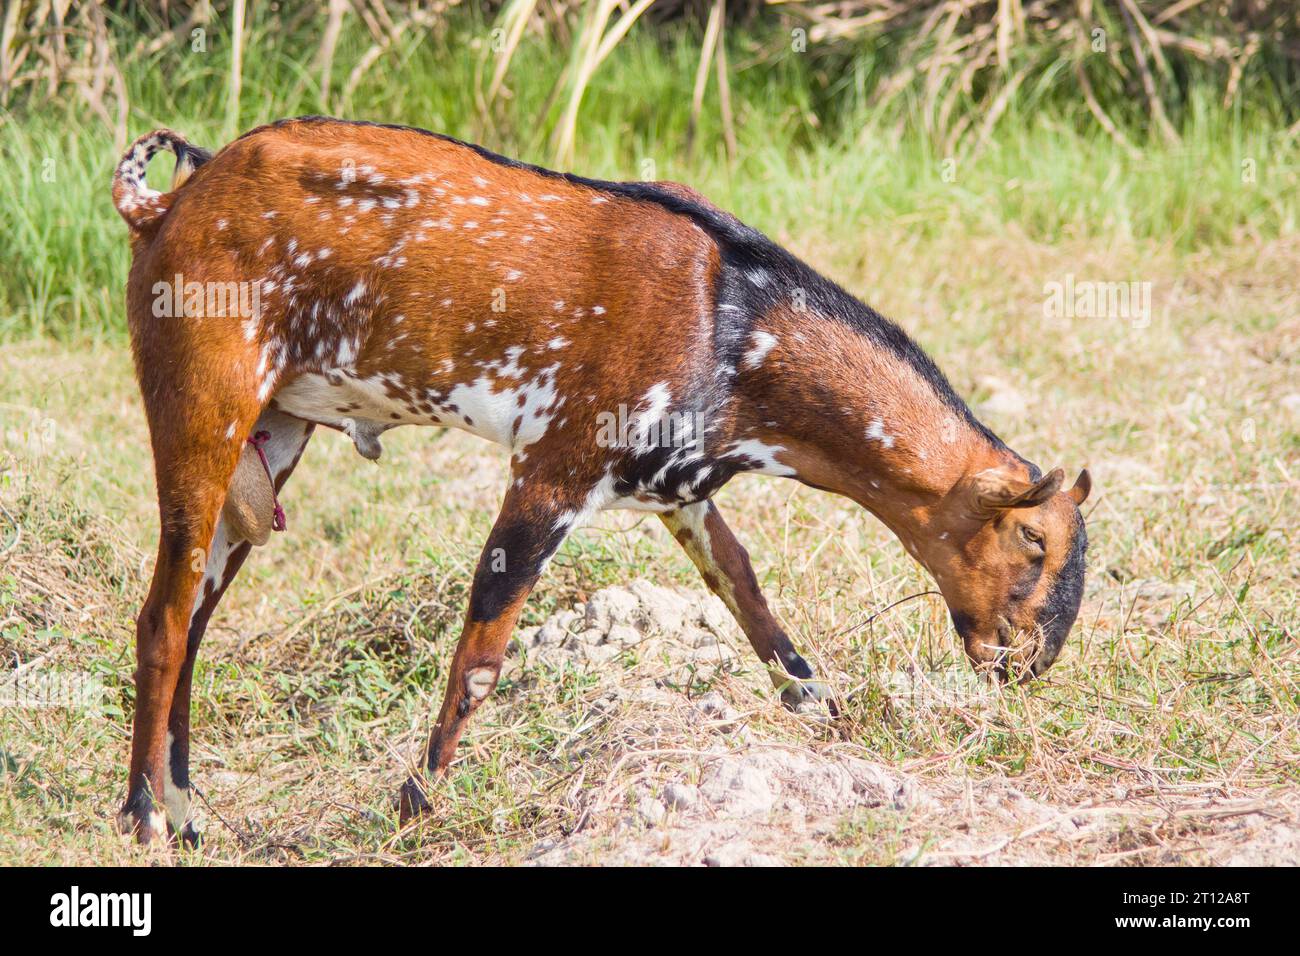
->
729 307 1022 567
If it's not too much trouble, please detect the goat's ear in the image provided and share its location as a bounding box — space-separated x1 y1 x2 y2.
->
1067 468 1092 506
972 466 1064 514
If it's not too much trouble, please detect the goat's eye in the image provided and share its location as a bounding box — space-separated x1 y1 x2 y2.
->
1020 526 1044 548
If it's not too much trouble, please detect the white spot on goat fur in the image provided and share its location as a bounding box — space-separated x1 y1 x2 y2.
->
865 418 895 449
162 731 191 834
225 422 237 440
465 667 495 700
442 365 561 452
344 281 366 306
743 331 778 370
547 337 570 350
725 438 796 477
555 470 620 530
336 337 358 366
629 383 672 456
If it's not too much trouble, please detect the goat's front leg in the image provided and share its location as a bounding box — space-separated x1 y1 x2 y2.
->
399 481 584 823
661 500 837 714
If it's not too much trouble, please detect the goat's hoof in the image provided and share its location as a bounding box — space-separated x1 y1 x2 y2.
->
117 804 168 846
176 820 203 849
781 679 840 718
398 778 432 826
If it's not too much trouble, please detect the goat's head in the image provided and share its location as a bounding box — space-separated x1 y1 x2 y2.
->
928 466 1091 681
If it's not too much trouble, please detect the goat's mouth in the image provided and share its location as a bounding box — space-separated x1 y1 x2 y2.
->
1004 618 1057 683
975 617 1043 685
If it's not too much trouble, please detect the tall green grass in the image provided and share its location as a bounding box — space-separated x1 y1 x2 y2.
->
1 14 1296 338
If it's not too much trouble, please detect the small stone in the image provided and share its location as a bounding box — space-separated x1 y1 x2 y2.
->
635 797 666 825
704 840 780 867
607 623 643 647
585 644 622 665
663 783 701 812
583 587 641 633
534 611 577 646
700 761 775 817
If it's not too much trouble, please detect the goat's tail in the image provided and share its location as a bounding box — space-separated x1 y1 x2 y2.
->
111 129 213 232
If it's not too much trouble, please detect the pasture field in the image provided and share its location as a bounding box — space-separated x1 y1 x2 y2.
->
1 9 1298 865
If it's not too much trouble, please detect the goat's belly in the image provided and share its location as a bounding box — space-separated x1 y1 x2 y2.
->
272 371 410 459
272 364 564 459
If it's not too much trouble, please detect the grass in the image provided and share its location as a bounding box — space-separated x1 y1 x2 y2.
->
0 19 1297 865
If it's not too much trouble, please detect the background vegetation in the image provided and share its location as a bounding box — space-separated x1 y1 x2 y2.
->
2 1 1299 336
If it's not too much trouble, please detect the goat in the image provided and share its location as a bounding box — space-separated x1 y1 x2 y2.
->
111 117 1091 844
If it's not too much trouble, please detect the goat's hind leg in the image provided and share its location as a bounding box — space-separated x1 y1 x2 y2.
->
120 385 265 845
162 409 314 846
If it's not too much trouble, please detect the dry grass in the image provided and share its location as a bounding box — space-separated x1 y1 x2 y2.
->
0 224 1296 866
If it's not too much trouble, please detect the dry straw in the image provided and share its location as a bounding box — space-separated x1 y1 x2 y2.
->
2 2 1292 161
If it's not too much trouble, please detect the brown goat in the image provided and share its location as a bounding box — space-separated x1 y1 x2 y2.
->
112 117 1090 845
